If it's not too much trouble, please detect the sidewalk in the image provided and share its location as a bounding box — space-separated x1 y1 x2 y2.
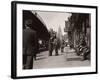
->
64 47 90 67
33 47 90 69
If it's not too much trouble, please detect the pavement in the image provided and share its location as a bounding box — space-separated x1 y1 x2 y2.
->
33 47 90 69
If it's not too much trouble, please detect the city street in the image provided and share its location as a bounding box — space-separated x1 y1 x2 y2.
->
33 47 90 69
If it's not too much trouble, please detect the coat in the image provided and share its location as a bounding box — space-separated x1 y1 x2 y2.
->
23 28 38 56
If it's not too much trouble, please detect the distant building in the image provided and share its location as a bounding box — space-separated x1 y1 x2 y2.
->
63 33 68 41
64 13 91 49
57 26 63 41
64 21 70 32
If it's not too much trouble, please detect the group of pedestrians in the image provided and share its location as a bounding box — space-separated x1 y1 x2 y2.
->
48 34 65 56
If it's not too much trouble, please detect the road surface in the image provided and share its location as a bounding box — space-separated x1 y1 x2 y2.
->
33 47 90 69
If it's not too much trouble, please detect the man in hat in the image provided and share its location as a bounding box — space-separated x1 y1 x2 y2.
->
23 19 38 69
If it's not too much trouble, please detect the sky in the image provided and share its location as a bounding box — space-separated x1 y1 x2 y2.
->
32 11 71 35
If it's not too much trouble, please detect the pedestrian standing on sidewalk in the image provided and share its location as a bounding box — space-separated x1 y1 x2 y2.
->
23 19 38 69
53 36 59 56
49 36 54 56
61 39 65 53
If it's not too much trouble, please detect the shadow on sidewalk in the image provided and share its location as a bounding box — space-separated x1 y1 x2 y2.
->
36 57 47 60
67 57 82 61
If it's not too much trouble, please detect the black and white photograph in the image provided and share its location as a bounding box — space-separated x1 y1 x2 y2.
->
11 1 97 79
23 10 91 69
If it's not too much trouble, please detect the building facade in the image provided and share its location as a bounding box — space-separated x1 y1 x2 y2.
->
65 13 91 49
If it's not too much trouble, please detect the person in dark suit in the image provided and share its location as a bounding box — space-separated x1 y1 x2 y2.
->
48 36 54 56
61 39 65 53
23 19 38 69
53 36 59 56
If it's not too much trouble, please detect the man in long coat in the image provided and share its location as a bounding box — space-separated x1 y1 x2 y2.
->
23 19 38 69
49 37 54 56
53 37 59 56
